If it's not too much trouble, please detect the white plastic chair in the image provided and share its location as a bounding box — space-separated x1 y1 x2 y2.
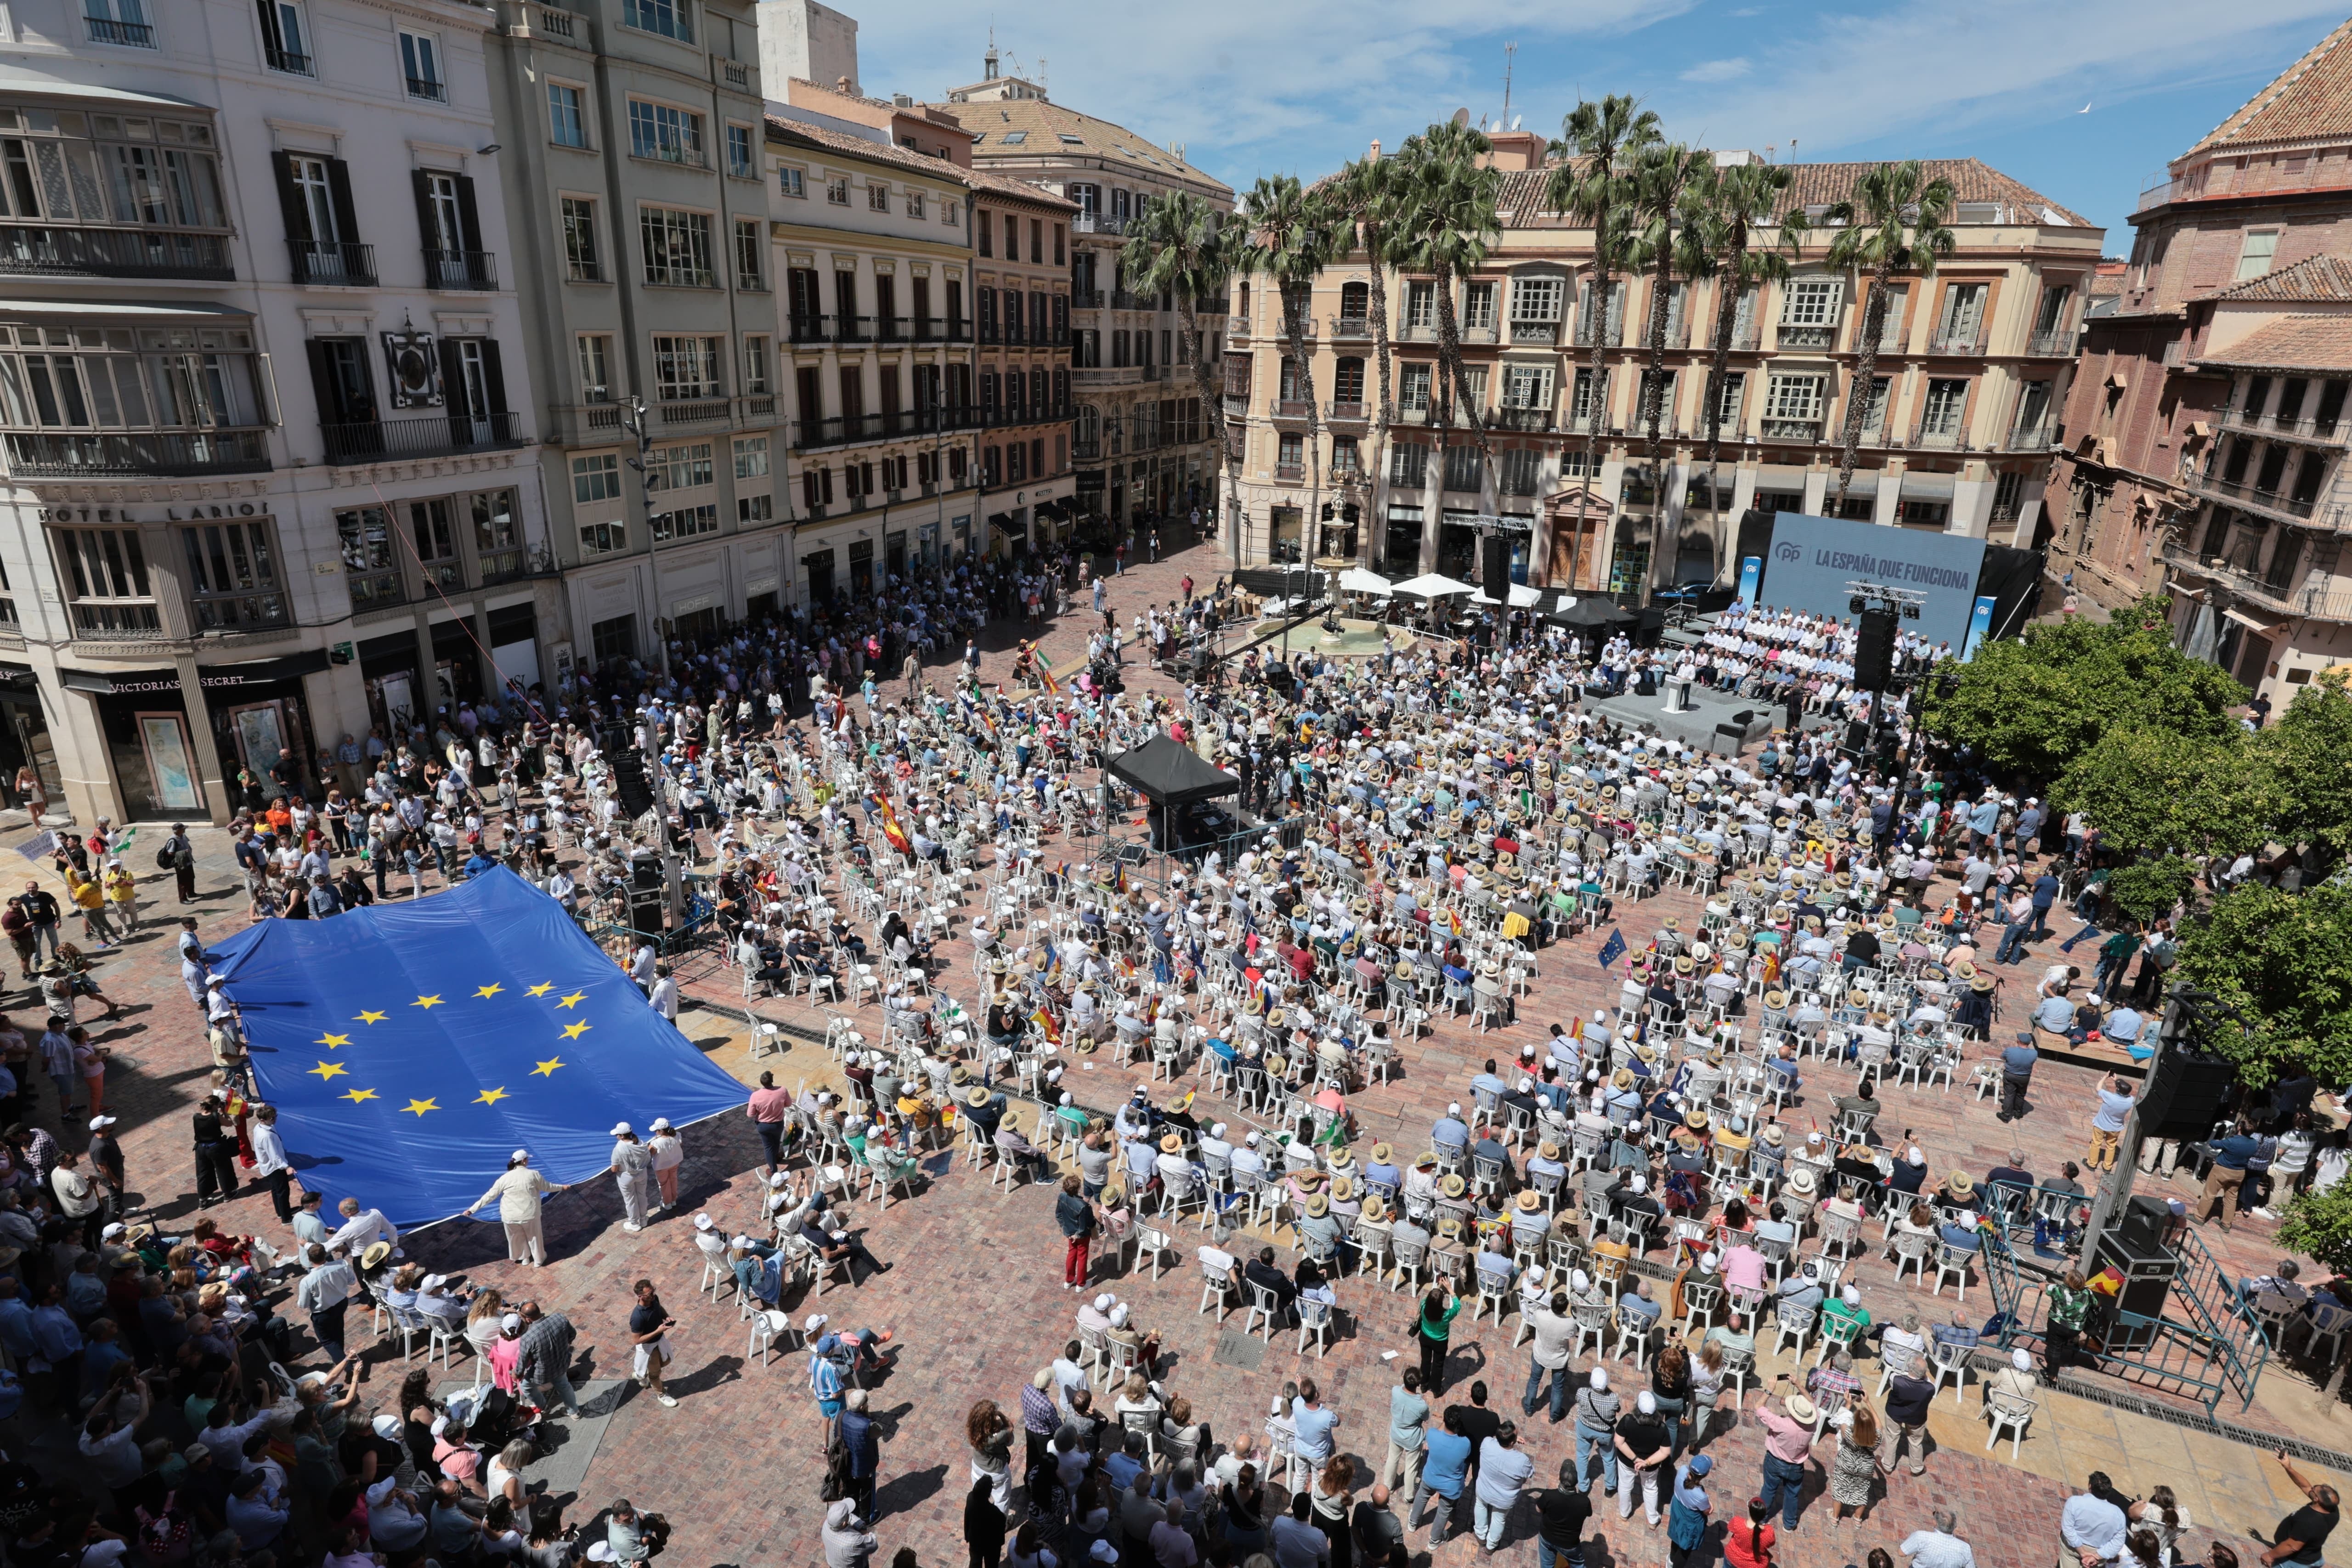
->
749 1308 797 1367
1297 1295 1336 1357
1984 1389 2035 1459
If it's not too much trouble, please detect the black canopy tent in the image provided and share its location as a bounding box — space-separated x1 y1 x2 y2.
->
1104 736 1255 866
1107 735 1240 806
1547 596 1640 631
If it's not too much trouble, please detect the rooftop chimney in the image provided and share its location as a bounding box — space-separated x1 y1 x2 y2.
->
837 75 853 94
1369 139 1382 161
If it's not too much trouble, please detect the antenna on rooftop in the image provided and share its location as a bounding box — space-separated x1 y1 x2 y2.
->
1503 40 1518 123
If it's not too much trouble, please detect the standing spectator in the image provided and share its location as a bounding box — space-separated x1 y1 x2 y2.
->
1571 1367 1621 1494
1666 1455 1713 1568
249 1104 293 1223
964 1475 1008 1568
747 1072 792 1173
1055 1174 1096 1291
1272 1491 1329 1568
2198 1118 2261 1230
515 1301 582 1417
1751 1377 1817 1532
1826 1403 1886 1524
821 1499 877 1568
1535 1459 1592 1568
1998 1034 2038 1123
1410 1407 1471 1542
1473 1420 1534 1551
2087 1075 2136 1173
464 1152 565 1266
608 1123 655 1233
626 1277 679 1408
2063 1473 2129 1567
1902 1509 1978 1568
1724 1495 1775 1568
1381 1367 1428 1499
294 1244 356 1364
1522 1287 1578 1423
1883 1359 1937 1476
2259 1452 2341 1568
1414 1281 1461 1395
840 1387 879 1519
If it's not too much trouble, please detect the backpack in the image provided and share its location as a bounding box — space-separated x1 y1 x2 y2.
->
817 1430 849 1502
155 846 174 871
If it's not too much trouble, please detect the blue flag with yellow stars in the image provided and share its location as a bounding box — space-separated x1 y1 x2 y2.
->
1597 929 1627 972
206 866 748 1227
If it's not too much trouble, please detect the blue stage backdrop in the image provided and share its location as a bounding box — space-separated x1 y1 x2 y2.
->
208 866 748 1227
1757 513 1991 650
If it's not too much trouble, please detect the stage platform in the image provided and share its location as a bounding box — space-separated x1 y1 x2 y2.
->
1583 681 1781 753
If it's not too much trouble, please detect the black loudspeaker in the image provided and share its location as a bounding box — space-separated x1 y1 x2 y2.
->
1483 536 1512 605
628 853 663 893
609 749 655 819
2112 1194 2176 1256
626 887 664 938
1192 648 1214 681
2138 1048 2238 1141
1854 608 1898 689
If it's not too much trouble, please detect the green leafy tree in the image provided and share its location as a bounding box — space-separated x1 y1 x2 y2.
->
2256 674 2352 869
2051 729 2270 859
1322 155 1411 537
2277 1183 2352 1276
1122 192 1238 558
2101 856 2196 924
1683 161 1804 582
1823 162 1957 511
1919 594 2245 780
1396 123 1504 507
1238 174 1338 557
2173 882 2352 1088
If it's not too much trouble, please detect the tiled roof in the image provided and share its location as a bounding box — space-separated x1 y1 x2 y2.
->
2188 18 2352 155
1494 156 2087 229
2196 314 2352 371
934 95 1232 195
961 164 1079 212
2216 253 2352 301
765 116 972 184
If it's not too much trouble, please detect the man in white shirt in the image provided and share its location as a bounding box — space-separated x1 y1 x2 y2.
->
327 1197 398 1258
647 964 679 1021
247 1104 293 1224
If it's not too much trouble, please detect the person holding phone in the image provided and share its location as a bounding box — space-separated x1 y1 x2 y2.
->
628 1278 679 1409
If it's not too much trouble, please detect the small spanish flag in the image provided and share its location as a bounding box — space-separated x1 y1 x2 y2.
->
877 797 913 856
1037 654 1060 695
1030 1004 1063 1046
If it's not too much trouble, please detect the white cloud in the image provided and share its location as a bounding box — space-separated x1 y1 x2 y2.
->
1680 57 1753 82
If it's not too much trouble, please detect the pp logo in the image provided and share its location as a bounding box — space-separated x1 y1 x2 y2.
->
1773 541 1803 562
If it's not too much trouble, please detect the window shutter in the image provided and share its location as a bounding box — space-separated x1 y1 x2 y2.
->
481 339 509 415
271 151 311 242
438 338 465 423
305 338 339 426
410 169 437 249
326 159 361 245
453 175 482 253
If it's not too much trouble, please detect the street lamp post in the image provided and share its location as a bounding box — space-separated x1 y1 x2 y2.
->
620 394 669 675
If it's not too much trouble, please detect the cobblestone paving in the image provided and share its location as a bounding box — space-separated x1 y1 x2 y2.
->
34 531 2350 1565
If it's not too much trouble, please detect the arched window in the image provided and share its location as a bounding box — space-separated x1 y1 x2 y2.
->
1339 281 1369 323
1334 357 1365 402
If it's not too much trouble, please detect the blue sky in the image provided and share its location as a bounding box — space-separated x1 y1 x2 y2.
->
855 0 2352 251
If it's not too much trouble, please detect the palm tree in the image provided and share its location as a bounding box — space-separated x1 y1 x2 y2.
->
1238 174 1337 568
1322 154 1410 556
1824 160 1957 511
1396 121 1504 519
1122 191 1240 561
1547 94 1660 589
1685 160 1805 579
1624 142 1712 473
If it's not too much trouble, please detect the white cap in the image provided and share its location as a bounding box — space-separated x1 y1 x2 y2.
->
768 1172 791 1188
1210 1122 1228 1139
694 1214 714 1230
610 1121 633 1137
1593 1009 1608 1023
1589 1367 1610 1390
1699 1250 1719 1270
422 1274 447 1290
88 1115 118 1131
101 1222 126 1240
2012 1348 2032 1371
1629 1174 1647 1194
1843 1284 1862 1304
1519 1077 1535 1092
732 1235 754 1249
1447 1102 1462 1116
650 1117 672 1131
1093 1293 1115 1312
1637 1390 1656 1413
511 1149 531 1163
805 1313 830 1333
1108 1304 1130 1327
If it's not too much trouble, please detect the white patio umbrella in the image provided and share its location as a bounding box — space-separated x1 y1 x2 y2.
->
1336 567 1394 596
1470 583 1544 607
1390 572 1477 598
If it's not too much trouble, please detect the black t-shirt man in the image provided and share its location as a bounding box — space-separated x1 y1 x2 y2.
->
1448 1391 1502 1482
1617 1414 1670 1473
1537 1484 1593 1551
2275 1498 2339 1566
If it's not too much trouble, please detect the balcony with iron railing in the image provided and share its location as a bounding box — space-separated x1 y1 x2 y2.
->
86 15 153 45
1910 419 1971 451
1110 288 1153 311
1273 462 1304 482
0 223 234 281
266 44 313 74
406 75 447 102
1459 322 1498 344
1326 400 1369 424
424 248 497 290
1511 319 1565 346
2159 539 2352 615
2005 421 2052 451
69 600 162 637
1759 417 1823 442
1489 406 1556 432
2028 328 2080 357
1571 321 1626 348
321 411 523 465
1396 318 1439 342
1272 398 1315 422
288 239 376 287
1776 324 1836 350
1329 315 1372 341
1073 212 1128 236
6 428 270 477
189 589 291 633
1635 319 1690 350
1074 365 1147 385
793 407 984 450
2199 469 2322 520
1927 331 1989 357
2222 406 2352 447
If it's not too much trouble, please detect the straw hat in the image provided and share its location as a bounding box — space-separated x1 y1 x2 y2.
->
1537 1139 1562 1161
1362 1195 1390 1222
1414 1150 1441 1171
1436 1217 1465 1240
1303 1192 1331 1218
1946 1172 1977 1199
1684 1107 1710 1130
1787 1168 1817 1194
966 1086 992 1108
1159 1133 1184 1155
1295 1168 1328 1190
1971 974 1996 993
1515 1190 1544 1212
1369 1142 1395 1165
1331 1175 1357 1201
1763 989 1788 1010
1785 1393 1818 1424
1439 1173 1468 1199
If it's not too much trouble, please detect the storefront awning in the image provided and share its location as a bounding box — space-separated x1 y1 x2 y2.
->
0 300 252 322
2223 606 2283 633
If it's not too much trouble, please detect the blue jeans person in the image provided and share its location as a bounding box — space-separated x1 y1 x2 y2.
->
1651 1391 1687 1458
1475 1495 1514 1550
2029 902 2056 941
1574 1425 1618 1491
1758 1452 1808 1529
1994 920 2032 966
1538 1540 1586 1568
1525 1358 1571 1422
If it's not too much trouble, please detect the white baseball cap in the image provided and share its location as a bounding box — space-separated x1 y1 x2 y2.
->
610 1121 633 1137
88 1115 117 1131
694 1214 714 1230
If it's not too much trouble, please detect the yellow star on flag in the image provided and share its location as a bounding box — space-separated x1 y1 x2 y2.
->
526 983 555 998
532 1057 565 1077
317 1033 351 1048
560 1020 592 1041
413 995 443 1010
557 991 587 1009
342 1087 378 1104
475 1087 510 1106
403 1097 439 1117
308 1059 349 1081
355 1011 387 1025
475 983 505 999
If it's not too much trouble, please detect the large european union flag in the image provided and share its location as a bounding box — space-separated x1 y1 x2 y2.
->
207 866 748 1227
